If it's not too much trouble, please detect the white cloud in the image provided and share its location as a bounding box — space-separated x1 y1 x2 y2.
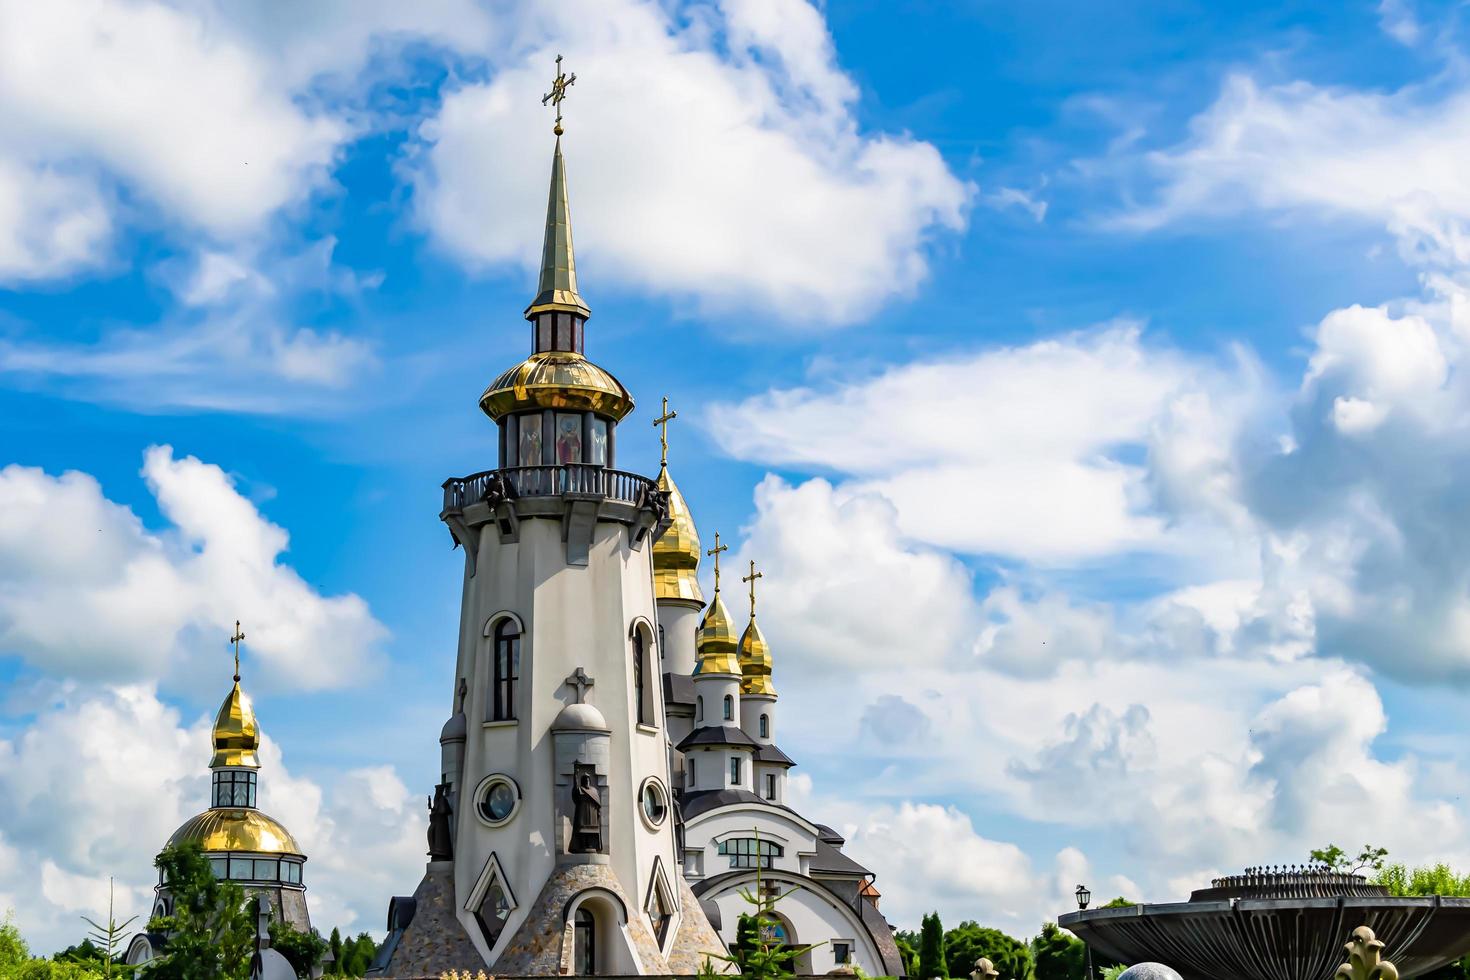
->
0 446 386 690
410 0 971 324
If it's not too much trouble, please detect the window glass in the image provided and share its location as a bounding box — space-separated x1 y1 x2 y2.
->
254 859 278 881
759 714 769 738
834 943 851 964
209 858 228 878
634 632 646 725
537 315 552 352
477 877 513 948
717 837 784 869
765 774 777 800
285 861 302 884
230 857 253 880
555 413 583 464
519 415 543 467
588 418 608 465
493 620 520 722
687 758 696 787
642 782 667 824
730 757 742 785
696 696 703 722
723 695 734 721
481 778 518 823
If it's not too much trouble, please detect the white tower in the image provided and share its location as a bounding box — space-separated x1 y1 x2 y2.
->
377 59 724 979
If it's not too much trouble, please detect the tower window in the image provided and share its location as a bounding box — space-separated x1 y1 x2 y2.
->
658 624 665 660
492 619 520 721
518 413 543 467
765 773 777 800
759 714 769 739
717 837 783 869
729 757 742 786
634 630 647 725
696 696 704 723
589 417 608 466
723 694 734 721
687 758 696 788
212 770 257 808
555 412 583 464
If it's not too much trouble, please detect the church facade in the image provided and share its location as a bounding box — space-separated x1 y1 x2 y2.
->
372 60 902 978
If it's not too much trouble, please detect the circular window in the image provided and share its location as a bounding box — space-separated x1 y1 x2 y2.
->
640 777 668 828
475 774 521 827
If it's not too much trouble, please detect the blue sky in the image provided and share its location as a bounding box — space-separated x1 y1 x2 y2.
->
7 0 1470 954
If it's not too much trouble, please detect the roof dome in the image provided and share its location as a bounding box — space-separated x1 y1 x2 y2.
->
552 702 610 732
210 681 260 769
1117 966 1184 980
478 351 633 422
653 466 703 604
738 617 776 697
167 808 302 855
695 594 741 675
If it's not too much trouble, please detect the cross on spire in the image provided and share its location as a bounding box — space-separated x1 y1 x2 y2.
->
742 559 763 618
653 396 677 469
230 620 246 683
541 54 577 136
706 532 728 593
564 667 594 704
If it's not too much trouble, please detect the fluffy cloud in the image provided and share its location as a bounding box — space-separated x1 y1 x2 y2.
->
0 446 385 689
0 684 423 955
410 0 971 324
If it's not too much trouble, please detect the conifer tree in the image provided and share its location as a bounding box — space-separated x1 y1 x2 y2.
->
918 912 948 979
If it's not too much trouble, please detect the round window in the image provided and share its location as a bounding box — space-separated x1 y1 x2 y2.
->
475 775 520 827
640 778 667 827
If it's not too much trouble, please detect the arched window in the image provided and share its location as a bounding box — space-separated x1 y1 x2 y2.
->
574 907 597 976
633 630 647 725
759 714 769 739
723 694 734 721
696 696 704 723
658 624 666 660
492 619 520 721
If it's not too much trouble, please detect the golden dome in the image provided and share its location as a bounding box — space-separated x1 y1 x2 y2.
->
739 617 776 697
695 593 741 675
210 681 260 769
167 808 302 856
478 351 634 423
653 466 704 605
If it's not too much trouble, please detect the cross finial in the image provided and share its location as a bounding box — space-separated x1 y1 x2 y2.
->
564 667 594 704
230 620 246 682
742 559 763 618
541 54 577 136
706 532 729 593
653 396 677 469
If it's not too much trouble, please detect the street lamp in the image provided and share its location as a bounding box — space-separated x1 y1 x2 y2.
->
1076 884 1095 980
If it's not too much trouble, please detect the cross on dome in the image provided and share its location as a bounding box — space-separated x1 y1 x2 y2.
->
707 532 728 593
230 620 246 682
541 54 577 136
564 667 595 704
742 560 763 619
653 396 677 468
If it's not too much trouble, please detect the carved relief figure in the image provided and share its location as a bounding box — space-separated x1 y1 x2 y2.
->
571 767 602 853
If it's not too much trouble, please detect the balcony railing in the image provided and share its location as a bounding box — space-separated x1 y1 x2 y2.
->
442 465 658 512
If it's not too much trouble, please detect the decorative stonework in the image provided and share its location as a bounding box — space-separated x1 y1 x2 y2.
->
1337 926 1399 980
665 876 728 975
376 862 482 979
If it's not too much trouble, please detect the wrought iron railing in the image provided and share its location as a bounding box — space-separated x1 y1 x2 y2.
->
442 465 657 512
1190 865 1386 901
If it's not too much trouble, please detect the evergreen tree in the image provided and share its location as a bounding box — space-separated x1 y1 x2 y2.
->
1031 923 1085 980
140 843 253 980
328 927 343 976
918 913 947 979
943 922 1031 980
894 930 921 977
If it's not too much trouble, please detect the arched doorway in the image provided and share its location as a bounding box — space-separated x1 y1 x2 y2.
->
764 911 813 975
574 906 597 976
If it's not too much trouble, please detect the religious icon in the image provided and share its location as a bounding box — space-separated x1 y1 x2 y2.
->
556 413 583 464
589 418 608 465
519 416 542 466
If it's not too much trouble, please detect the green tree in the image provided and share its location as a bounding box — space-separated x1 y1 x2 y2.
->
140 843 253 980
1310 843 1388 874
918 913 947 979
943 922 1031 980
894 930 921 978
338 933 377 976
74 877 136 978
327 927 343 975
0 912 31 972
1031 923 1085 980
268 922 327 977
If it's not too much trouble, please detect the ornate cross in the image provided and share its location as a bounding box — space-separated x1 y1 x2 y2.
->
230 620 246 682
565 667 594 704
706 532 728 593
542 54 577 136
742 559 763 618
653 396 677 468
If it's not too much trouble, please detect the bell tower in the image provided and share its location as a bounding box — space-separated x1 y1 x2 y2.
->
379 57 725 979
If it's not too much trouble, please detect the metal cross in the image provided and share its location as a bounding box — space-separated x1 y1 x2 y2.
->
742 560 763 618
706 532 728 593
564 667 594 704
652 396 677 468
541 54 577 136
230 620 246 682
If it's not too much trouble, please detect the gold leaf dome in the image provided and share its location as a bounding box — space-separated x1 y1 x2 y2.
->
167 808 302 856
478 351 634 423
210 681 260 769
739 618 776 697
653 466 703 605
696 593 741 675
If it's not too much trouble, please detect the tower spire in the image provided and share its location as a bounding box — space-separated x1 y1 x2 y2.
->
526 56 590 320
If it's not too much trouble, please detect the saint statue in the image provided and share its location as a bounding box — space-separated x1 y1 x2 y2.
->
427 781 454 860
571 768 602 853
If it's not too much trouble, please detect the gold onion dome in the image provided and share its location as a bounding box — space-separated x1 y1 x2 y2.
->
739 617 776 697
695 593 741 675
210 680 260 769
168 809 302 856
653 466 704 604
479 351 634 422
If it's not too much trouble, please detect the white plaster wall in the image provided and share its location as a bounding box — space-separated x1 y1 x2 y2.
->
701 872 885 977
740 693 776 743
656 600 701 676
694 672 742 727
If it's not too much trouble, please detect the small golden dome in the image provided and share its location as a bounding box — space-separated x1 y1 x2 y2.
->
696 593 741 675
168 808 302 856
210 681 260 769
479 351 634 423
739 617 776 697
653 466 704 605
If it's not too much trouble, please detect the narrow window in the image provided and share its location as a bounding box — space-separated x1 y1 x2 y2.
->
759 714 769 739
493 619 520 721
658 624 666 660
574 907 597 976
687 758 696 787
696 696 704 723
765 773 777 800
723 694 734 721
833 942 851 965
589 418 608 466
634 631 647 725
730 757 742 786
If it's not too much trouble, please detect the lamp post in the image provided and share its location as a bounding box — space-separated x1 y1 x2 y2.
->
1076 884 1095 980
